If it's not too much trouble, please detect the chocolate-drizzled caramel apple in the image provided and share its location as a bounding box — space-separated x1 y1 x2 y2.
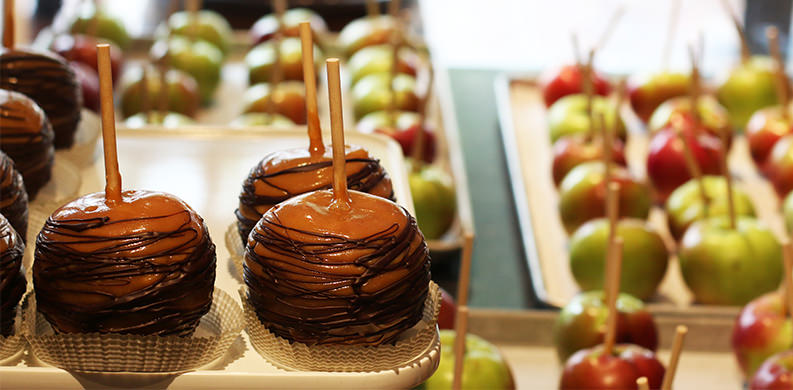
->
32 44 216 337
0 213 26 337
0 152 28 243
235 22 394 242
0 89 55 199
244 58 430 346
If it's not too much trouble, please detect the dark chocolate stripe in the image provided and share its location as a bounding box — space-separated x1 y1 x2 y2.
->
0 95 55 199
0 153 28 243
0 214 26 337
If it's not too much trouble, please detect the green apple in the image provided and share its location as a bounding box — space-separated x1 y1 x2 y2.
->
665 175 756 241
356 110 420 134
547 94 627 143
242 81 307 124
569 218 669 300
338 15 397 57
785 191 793 233
250 8 328 46
123 111 195 128
347 44 421 86
628 71 691 123
119 65 200 119
679 216 783 305
408 160 456 240
162 10 232 57
246 37 323 85
229 113 294 128
69 2 130 49
648 95 732 137
420 330 514 390
151 36 223 103
717 56 779 130
352 73 419 119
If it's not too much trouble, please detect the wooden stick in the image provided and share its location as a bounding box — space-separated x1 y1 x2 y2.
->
662 0 681 69
571 33 582 66
273 0 287 24
675 126 709 216
411 66 434 171
186 0 201 41
603 181 620 306
300 22 324 156
3 0 13 49
97 44 122 204
87 0 100 38
388 0 401 19
584 49 595 140
637 377 650 390
720 0 750 63
385 28 401 125
141 65 152 123
599 113 613 186
688 44 701 125
783 241 793 319
596 5 625 51
661 325 689 390
718 128 736 229
267 33 284 117
603 237 624 356
451 305 469 390
767 26 790 120
326 58 351 208
366 0 379 18
157 57 170 113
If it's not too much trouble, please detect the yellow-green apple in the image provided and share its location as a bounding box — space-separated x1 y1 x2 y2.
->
785 191 793 232
246 37 323 85
552 291 658 361
356 110 437 163
68 1 130 49
69 61 99 113
437 288 456 330
539 64 612 107
351 73 419 119
229 113 294 128
420 330 514 390
338 15 397 57
764 134 793 197
646 123 725 202
717 56 780 130
558 162 652 234
241 81 306 124
648 95 733 146
629 71 691 123
732 293 793 378
408 160 456 240
124 111 195 128
746 106 793 166
569 218 669 300
551 135 627 187
750 350 793 390
250 8 328 46
150 36 223 103
679 216 783 305
119 65 200 119
347 44 421 86
559 344 665 390
50 34 123 85
547 94 627 143
162 10 232 57
666 175 756 241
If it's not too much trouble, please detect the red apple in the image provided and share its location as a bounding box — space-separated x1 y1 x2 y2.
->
628 71 691 123
357 110 437 163
764 133 793 197
560 344 665 390
539 64 611 107
68 61 99 112
50 34 123 85
437 288 456 330
648 96 733 147
732 292 793 378
746 106 793 167
750 350 793 390
551 135 627 187
646 123 725 202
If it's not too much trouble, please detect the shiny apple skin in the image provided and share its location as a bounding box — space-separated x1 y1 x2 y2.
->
559 344 665 390
246 37 324 85
764 134 793 198
164 10 233 57
338 15 397 57
356 110 437 163
746 106 793 167
628 71 691 123
551 135 627 187
547 94 626 143
119 65 200 119
717 56 780 130
421 330 515 390
351 73 419 119
553 291 658 362
648 96 733 146
733 293 793 378
347 44 420 86
250 8 328 46
750 350 793 390
241 81 307 124
539 64 612 107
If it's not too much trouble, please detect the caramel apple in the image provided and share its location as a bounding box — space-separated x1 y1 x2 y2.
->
0 213 25 337
0 151 27 243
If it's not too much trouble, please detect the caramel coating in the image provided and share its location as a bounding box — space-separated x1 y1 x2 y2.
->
0 89 55 199
0 213 26 337
33 190 216 336
244 189 430 346
235 144 394 242
0 152 28 243
0 49 82 149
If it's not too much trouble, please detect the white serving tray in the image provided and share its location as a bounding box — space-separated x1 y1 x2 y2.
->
3 126 440 389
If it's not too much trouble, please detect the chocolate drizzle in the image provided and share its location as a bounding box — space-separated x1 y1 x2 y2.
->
33 190 216 336
235 145 394 242
0 152 29 243
0 214 26 337
0 89 55 199
0 49 82 149
244 190 430 346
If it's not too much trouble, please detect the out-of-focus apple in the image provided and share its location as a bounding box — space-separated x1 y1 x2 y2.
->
547 94 627 143
408 160 456 240
123 111 195 128
356 110 437 163
50 34 123 85
241 81 307 124
551 135 627 187
539 64 611 108
679 216 783 305
750 350 793 390
229 113 294 128
352 73 419 119
559 344 665 390
629 71 691 123
784 191 793 233
665 175 756 241
250 8 328 46
162 10 232 57
553 291 658 362
69 61 99 113
717 56 780 130
347 44 421 86
420 330 514 390
68 2 130 49
338 15 397 57
246 37 323 85
764 133 793 198
732 293 793 378
746 106 793 166
558 162 652 234
437 288 456 330
150 36 223 103
119 65 200 119
648 95 733 145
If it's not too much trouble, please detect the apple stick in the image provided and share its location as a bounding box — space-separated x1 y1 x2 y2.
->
186 0 201 41
584 49 595 140
300 22 324 156
637 377 650 390
782 241 793 319
766 26 790 120
3 0 13 49
411 67 433 172
720 0 750 63
661 325 688 390
599 112 614 187
97 44 122 204
603 237 624 356
266 32 284 119
157 57 170 113
385 28 401 127
366 0 379 18
661 0 681 69
676 126 710 216
571 33 582 67
595 5 625 51
388 0 401 19
88 0 100 38
718 126 736 229
451 305 469 390
603 181 620 307
326 58 351 209
688 44 701 125
141 65 152 123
